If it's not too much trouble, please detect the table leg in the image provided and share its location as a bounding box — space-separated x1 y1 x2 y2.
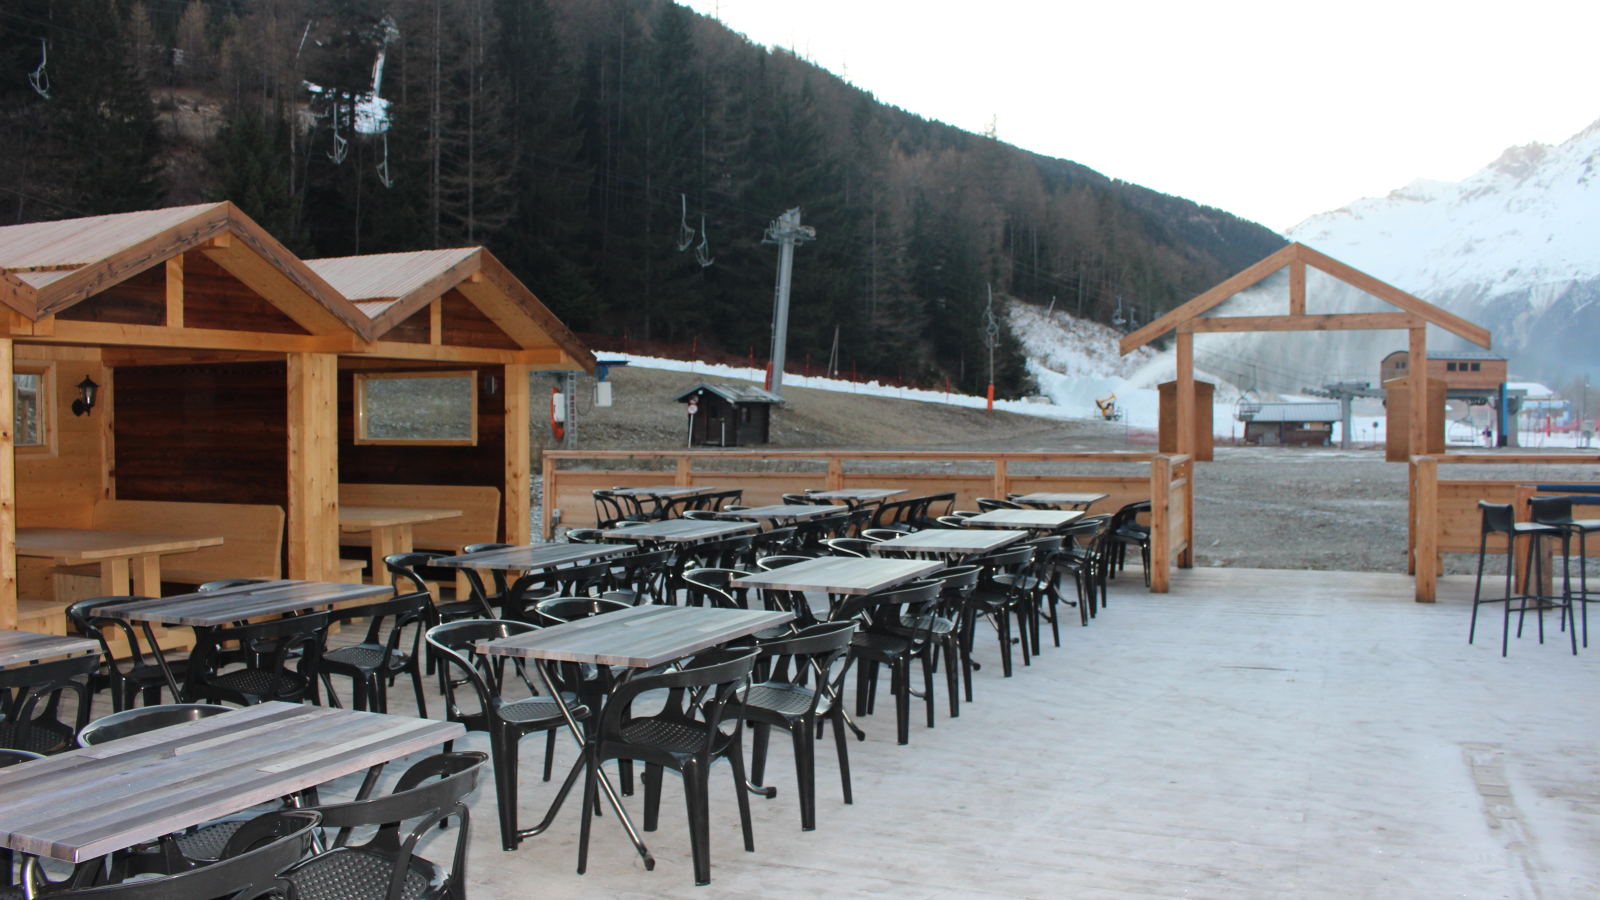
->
130 555 161 598
534 659 654 871
99 557 131 597
370 527 399 586
396 524 415 554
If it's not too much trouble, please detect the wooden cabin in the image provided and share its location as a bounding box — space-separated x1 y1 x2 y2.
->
1240 402 1341 447
0 202 592 633
674 383 780 447
1380 350 1506 393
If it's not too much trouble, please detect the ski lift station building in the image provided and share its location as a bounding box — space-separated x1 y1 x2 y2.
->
674 383 781 447
1238 401 1342 447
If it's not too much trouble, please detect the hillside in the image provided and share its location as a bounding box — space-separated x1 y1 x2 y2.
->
1 0 1285 397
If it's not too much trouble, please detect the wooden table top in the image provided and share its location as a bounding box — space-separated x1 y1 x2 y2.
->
806 489 907 502
15 528 224 561
871 529 1030 556
715 504 847 521
729 557 945 596
598 520 759 543
431 543 632 570
477 605 793 668
97 580 391 628
607 486 714 498
964 509 1084 530
0 702 462 862
0 630 101 669
1012 492 1110 507
339 506 463 529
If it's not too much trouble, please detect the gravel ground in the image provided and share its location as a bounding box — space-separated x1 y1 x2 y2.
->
536 366 1600 576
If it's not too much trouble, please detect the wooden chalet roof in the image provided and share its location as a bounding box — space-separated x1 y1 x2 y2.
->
1119 243 1491 355
0 202 373 340
307 247 595 372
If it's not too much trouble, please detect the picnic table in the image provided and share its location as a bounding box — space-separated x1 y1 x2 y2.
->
0 702 462 863
340 506 462 584
15 528 225 597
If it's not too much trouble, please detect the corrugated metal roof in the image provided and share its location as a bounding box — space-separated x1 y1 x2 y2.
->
1383 349 1505 361
0 203 225 270
306 248 479 301
1241 402 1342 423
673 383 783 404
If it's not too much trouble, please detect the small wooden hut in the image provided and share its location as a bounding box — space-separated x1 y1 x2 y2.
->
674 383 780 447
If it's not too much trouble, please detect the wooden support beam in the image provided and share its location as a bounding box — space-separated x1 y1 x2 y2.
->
287 353 339 581
993 459 1008 498
1414 455 1438 602
1295 243 1492 348
540 453 556 540
0 339 14 629
1121 244 1297 353
1149 456 1170 593
826 458 844 491
357 341 567 366
1179 312 1423 334
429 299 443 346
165 256 184 329
503 364 531 544
676 458 693 487
40 321 353 354
1409 327 1428 484
1288 258 1306 316
99 366 115 502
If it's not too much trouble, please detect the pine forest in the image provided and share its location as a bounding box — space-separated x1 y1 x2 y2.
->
0 0 1287 396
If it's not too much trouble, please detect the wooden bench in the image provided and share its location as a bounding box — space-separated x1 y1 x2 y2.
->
338 484 502 594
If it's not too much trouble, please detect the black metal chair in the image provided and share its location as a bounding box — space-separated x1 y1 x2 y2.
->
581 648 759 885
0 653 99 754
456 542 516 614
533 597 632 626
976 497 1023 512
0 748 41 767
1529 495 1600 648
594 490 645 528
186 612 329 706
967 546 1035 677
321 591 431 715
1471 501 1574 656
822 538 875 558
78 703 230 747
925 564 981 713
742 621 858 831
840 580 943 746
425 620 586 851
1107 500 1152 587
386 552 492 621
285 752 485 900
50 810 319 900
66 597 182 711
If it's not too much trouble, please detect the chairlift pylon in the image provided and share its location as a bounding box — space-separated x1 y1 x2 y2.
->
676 194 695 252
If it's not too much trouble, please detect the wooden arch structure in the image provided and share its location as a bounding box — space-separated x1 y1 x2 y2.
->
1119 242 1492 595
0 203 593 630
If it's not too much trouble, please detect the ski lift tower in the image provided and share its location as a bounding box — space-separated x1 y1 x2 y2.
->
762 208 816 400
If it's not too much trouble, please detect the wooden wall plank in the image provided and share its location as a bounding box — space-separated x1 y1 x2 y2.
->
180 253 310 335
441 290 521 350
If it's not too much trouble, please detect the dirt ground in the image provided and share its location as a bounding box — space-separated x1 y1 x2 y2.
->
539 366 1600 575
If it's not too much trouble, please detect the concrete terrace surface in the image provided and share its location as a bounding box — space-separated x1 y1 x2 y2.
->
316 568 1600 900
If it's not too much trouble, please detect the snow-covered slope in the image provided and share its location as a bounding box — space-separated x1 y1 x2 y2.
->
1285 117 1600 383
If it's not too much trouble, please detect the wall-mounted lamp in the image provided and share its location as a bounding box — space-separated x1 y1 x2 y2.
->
482 374 500 397
71 376 99 417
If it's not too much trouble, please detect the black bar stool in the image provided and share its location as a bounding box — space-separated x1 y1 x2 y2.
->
1529 496 1600 648
1472 501 1574 656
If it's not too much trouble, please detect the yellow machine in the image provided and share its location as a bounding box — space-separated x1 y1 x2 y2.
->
1095 394 1121 422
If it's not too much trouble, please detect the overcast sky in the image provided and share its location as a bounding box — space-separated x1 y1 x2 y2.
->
679 0 1600 232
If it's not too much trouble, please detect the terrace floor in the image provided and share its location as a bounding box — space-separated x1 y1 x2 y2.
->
325 568 1600 900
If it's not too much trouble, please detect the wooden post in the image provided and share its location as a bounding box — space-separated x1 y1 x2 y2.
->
99 365 115 501
1149 455 1170 593
539 452 555 540
1414 455 1438 602
1406 459 1417 574
1409 327 1428 473
1175 332 1196 570
0 338 14 629
826 457 843 491
1181 458 1195 568
165 256 184 329
287 353 338 581
503 364 531 544
993 458 1008 499
676 456 692 487
1288 258 1306 316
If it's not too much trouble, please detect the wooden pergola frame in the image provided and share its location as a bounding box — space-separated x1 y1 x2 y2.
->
1120 243 1493 598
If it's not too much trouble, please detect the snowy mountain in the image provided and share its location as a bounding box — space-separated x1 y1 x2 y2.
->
1285 117 1600 384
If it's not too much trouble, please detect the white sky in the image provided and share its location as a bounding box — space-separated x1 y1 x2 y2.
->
680 0 1600 232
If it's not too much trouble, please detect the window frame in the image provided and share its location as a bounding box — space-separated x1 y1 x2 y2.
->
13 363 57 459
353 369 479 447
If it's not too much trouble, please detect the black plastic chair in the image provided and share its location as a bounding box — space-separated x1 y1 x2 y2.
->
604 549 672 605
187 612 329 706
425 620 586 851
0 748 41 767
680 569 797 640
1107 500 1152 587
0 653 99 754
927 564 981 713
1472 501 1573 656
742 622 858 831
66 597 182 711
78 703 231 747
457 543 516 614
968 546 1035 677
52 810 318 900
285 752 485 900
666 536 755 601
582 648 759 885
840 580 943 746
753 526 800 557
594 490 645 528
533 597 632 626
321 591 431 715
822 538 875 558
976 497 1023 512
386 552 492 622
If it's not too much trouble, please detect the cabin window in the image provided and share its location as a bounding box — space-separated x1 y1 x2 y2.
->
1446 362 1457 372
1471 362 1481 371
13 365 54 457
354 370 478 446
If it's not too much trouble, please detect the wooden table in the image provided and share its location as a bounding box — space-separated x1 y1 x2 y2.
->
1011 492 1110 509
715 504 846 523
964 509 1084 530
430 543 632 571
806 488 907 508
598 520 758 544
15 528 225 597
607 486 713 499
729 557 945 596
340 506 462 584
478 605 792 868
0 630 100 669
0 702 462 863
870 528 1030 558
